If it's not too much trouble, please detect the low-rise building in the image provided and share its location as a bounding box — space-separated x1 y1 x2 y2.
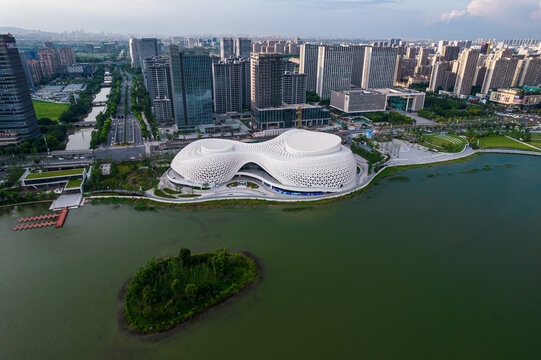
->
253 104 330 130
330 88 425 114
488 87 541 108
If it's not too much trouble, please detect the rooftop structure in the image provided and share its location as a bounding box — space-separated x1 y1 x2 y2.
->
168 129 356 193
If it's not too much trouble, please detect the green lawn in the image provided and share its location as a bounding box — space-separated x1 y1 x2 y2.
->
66 179 83 188
526 133 541 148
478 136 540 151
25 168 85 180
422 134 467 153
33 100 70 122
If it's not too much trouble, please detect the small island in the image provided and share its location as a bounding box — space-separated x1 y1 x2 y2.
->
124 248 259 333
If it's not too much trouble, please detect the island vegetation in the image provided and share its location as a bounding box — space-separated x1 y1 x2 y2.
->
124 248 259 333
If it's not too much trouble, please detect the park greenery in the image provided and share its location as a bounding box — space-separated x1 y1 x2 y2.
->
306 91 321 103
417 94 490 122
130 71 158 138
350 136 384 173
58 67 105 123
84 160 167 192
32 101 70 122
464 128 536 150
124 248 258 333
363 111 414 125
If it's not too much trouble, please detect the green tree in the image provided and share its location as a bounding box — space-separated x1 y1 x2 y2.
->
185 283 198 301
179 248 191 266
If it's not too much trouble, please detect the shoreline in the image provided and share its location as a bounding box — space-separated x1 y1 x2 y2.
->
89 152 484 209
117 251 262 341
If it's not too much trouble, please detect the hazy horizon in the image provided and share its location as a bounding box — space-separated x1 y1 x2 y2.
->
1 0 541 40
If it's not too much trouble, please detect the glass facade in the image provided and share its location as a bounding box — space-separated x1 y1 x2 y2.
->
0 34 40 140
254 106 330 129
169 46 213 129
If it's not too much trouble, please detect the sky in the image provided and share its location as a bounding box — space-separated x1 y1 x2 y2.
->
1 0 541 39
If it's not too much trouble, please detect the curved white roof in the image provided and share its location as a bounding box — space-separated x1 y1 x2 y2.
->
169 129 357 192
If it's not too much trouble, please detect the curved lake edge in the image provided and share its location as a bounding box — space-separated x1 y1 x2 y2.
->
117 251 263 342
90 152 484 210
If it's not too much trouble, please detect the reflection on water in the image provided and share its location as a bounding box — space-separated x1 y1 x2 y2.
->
65 87 110 150
66 128 93 150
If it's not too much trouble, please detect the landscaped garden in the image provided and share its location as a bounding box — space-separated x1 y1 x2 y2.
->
124 248 258 333
421 134 467 153
417 94 490 122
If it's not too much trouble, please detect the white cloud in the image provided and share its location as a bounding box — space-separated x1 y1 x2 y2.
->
440 10 466 21
440 0 537 22
531 1 541 19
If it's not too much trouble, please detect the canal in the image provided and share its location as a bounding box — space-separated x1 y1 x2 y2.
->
65 87 111 150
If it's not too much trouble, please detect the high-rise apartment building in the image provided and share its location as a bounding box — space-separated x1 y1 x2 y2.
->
316 45 356 98
282 72 307 105
129 37 141 68
299 44 319 92
0 34 40 141
212 57 251 114
362 47 398 89
169 46 213 129
442 46 460 61
220 37 234 59
58 48 76 67
428 61 457 92
234 38 252 58
145 56 174 126
405 47 417 59
512 58 541 87
454 48 480 95
481 57 518 94
417 47 430 67
250 53 283 109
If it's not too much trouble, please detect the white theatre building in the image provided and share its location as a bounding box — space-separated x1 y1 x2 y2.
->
167 129 357 194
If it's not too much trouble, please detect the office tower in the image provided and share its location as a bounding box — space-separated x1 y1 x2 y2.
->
250 53 283 109
481 57 518 93
169 46 213 129
362 47 398 89
172 37 185 48
129 38 159 69
350 45 367 88
406 47 417 59
139 38 159 66
0 34 40 141
212 57 251 114
438 40 449 54
512 58 541 87
145 56 174 126
282 72 307 105
18 52 34 90
234 38 252 58
129 37 141 68
299 44 319 92
442 46 460 61
58 48 75 67
315 45 356 98
417 47 429 67
454 48 480 95
220 37 234 59
428 61 457 92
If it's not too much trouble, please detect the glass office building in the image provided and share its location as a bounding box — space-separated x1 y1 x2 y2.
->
169 46 213 129
0 34 40 141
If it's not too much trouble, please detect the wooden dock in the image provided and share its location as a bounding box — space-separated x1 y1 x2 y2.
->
12 207 69 231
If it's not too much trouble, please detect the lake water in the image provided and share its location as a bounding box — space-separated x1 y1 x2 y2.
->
1 154 540 359
65 87 110 150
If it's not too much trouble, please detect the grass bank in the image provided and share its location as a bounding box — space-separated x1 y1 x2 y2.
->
32 100 70 122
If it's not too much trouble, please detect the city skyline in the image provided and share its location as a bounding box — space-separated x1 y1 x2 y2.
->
1 0 541 39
